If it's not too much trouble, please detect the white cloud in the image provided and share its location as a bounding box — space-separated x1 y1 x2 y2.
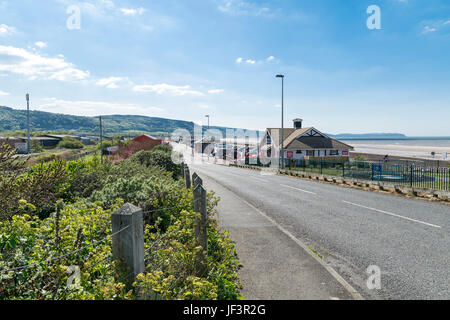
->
39 97 163 117
35 41 47 48
422 26 437 34
218 0 273 17
236 56 277 65
444 20 450 25
0 24 15 36
120 7 145 16
208 89 224 94
133 83 205 96
96 76 128 89
0 90 9 96
0 45 90 82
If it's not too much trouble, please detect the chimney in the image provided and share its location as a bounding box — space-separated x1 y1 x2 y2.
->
293 118 303 129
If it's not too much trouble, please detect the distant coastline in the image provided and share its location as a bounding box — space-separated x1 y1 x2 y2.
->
337 136 450 141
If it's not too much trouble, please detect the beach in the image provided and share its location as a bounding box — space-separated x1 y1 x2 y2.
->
342 139 450 161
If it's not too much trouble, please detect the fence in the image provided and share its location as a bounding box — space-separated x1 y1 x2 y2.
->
0 163 209 300
283 159 450 191
239 157 450 191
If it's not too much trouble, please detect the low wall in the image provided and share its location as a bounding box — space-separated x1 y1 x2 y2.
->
230 163 450 203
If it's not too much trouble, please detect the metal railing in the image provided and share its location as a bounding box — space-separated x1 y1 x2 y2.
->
282 159 450 191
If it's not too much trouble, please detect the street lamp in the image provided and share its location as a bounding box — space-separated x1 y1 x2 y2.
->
276 74 284 169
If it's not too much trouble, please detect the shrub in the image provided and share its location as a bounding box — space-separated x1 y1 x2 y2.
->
31 140 44 153
0 200 131 300
130 149 182 179
134 191 242 300
58 137 84 149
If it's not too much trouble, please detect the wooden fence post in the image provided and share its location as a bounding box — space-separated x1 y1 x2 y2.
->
111 203 144 290
185 166 191 188
193 184 208 275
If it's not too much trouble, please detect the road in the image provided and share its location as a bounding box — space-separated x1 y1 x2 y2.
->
190 161 449 300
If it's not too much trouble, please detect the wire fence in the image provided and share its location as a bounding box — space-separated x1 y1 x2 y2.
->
0 225 130 274
1 163 207 300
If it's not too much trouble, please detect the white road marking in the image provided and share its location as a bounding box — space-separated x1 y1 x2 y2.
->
249 176 268 183
280 184 317 195
342 201 442 229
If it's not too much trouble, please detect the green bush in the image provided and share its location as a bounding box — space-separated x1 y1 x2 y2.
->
130 149 182 179
58 137 84 149
31 140 44 153
0 142 243 300
135 191 242 300
0 200 131 300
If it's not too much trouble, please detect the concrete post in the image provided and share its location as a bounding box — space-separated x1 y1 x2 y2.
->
194 175 203 189
181 162 185 178
193 185 208 274
185 167 191 188
111 203 144 289
192 172 199 186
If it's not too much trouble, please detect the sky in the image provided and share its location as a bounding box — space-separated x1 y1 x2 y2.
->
0 0 449 136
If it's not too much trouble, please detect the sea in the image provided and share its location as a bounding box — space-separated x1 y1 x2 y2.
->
340 137 450 160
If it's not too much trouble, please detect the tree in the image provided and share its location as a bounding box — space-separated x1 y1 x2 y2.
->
58 137 84 149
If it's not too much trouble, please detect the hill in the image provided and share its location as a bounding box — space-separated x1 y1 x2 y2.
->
327 133 407 139
0 106 260 138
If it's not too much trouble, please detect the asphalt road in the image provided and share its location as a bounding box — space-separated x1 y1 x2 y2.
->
190 161 449 300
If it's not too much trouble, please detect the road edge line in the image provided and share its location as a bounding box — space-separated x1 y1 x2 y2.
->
194 166 364 300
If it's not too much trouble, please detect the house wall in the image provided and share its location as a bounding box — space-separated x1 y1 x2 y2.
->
284 149 349 160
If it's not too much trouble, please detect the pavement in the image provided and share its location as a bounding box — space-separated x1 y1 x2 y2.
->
190 160 450 300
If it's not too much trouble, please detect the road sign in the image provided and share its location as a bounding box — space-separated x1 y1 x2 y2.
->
287 151 293 159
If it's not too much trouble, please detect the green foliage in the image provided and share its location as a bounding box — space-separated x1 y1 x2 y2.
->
130 149 182 179
58 137 84 149
97 139 119 150
31 140 44 153
135 192 242 300
0 141 242 300
0 200 132 300
0 145 71 220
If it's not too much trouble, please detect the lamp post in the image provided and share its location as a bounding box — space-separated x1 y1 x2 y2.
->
276 74 284 169
205 115 210 129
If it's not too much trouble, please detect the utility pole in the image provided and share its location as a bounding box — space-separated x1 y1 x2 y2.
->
205 115 210 129
276 75 285 169
99 116 103 163
26 93 30 154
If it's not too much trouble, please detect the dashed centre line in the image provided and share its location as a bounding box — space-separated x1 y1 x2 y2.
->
342 200 442 229
280 184 317 195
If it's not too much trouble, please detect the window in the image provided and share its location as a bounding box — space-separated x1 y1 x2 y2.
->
266 135 271 145
296 150 302 154
330 150 339 155
306 150 314 156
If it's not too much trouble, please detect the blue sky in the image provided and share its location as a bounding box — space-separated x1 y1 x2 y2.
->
0 0 449 136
